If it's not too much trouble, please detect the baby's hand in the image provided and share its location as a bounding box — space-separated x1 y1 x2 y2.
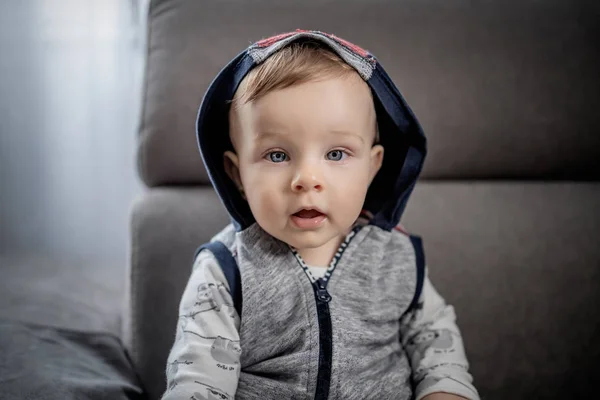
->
422 393 470 400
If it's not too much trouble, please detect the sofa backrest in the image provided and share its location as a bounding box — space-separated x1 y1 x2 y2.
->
138 0 600 188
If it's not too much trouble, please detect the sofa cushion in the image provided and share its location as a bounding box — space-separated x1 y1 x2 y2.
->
127 182 600 399
0 254 124 337
126 187 230 399
0 320 144 400
402 182 600 399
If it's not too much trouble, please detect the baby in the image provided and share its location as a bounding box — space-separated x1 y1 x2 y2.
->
163 30 480 400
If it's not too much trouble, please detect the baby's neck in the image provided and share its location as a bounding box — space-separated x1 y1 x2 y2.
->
296 235 345 267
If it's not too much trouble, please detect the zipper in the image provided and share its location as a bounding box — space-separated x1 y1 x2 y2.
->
314 279 332 400
290 226 361 400
315 282 332 303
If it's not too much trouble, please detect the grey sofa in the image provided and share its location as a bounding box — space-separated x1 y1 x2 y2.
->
126 1 600 399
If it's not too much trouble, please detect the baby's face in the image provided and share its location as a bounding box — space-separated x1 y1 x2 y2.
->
226 74 383 264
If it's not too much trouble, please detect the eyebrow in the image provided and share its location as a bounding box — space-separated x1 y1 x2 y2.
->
328 130 365 144
254 129 365 143
254 131 287 141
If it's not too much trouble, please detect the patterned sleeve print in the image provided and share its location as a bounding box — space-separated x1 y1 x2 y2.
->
162 251 241 400
400 268 481 400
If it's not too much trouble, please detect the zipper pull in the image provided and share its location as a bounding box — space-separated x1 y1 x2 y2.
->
316 284 332 303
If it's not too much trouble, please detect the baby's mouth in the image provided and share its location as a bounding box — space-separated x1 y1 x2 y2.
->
293 209 325 218
290 208 327 229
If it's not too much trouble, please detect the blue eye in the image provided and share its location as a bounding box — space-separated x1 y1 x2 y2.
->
326 150 347 161
268 151 288 163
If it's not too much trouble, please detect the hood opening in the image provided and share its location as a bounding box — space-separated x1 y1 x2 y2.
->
196 32 426 232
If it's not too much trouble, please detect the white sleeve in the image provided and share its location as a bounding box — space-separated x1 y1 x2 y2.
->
161 251 241 400
400 268 480 400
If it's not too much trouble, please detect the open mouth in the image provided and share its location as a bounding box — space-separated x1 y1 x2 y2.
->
291 208 327 229
293 209 324 218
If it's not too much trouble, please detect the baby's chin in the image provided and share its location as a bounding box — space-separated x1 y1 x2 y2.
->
283 228 348 250
286 234 329 251
257 218 352 248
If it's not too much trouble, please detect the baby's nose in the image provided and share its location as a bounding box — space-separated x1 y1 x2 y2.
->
291 163 324 192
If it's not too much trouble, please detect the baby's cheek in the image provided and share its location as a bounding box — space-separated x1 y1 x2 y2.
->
248 188 286 230
257 190 282 214
335 166 369 192
332 178 369 216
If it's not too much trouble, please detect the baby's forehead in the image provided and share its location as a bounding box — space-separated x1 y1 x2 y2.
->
229 75 377 147
254 127 368 143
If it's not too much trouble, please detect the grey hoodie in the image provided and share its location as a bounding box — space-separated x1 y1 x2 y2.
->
211 220 419 399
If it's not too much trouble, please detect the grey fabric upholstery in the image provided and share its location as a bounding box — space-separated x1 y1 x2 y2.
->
0 254 124 336
402 183 600 399
128 0 600 399
137 0 600 187
127 188 230 398
0 320 144 400
128 184 600 399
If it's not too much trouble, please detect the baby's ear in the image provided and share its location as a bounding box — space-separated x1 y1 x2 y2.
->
223 151 245 198
369 144 384 183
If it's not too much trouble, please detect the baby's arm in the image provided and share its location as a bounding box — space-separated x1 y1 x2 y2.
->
400 268 480 400
162 251 241 400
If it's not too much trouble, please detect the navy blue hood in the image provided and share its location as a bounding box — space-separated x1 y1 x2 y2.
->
196 30 427 232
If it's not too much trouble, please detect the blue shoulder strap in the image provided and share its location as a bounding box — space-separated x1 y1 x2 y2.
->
406 235 426 313
194 241 243 318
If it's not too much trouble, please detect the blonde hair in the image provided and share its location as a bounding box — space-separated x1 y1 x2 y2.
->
230 41 379 143
232 42 357 106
